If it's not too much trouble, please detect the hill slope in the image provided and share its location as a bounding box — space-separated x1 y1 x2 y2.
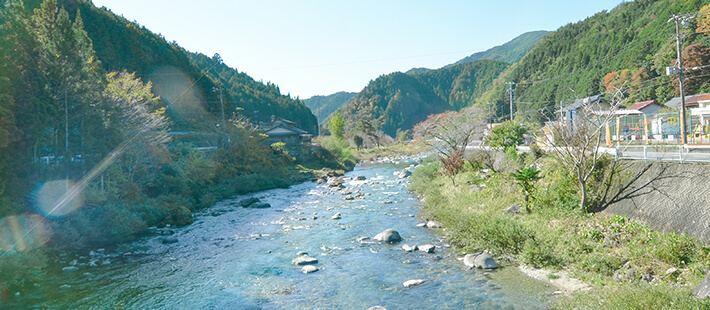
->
303 91 358 126
478 0 710 124
56 0 317 133
339 59 508 136
449 30 550 66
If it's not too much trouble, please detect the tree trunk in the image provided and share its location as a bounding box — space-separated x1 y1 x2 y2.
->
580 179 587 212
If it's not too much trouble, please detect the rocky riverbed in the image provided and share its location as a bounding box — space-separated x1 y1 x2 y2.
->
7 156 553 309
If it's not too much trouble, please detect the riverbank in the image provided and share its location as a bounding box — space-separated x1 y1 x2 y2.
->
409 153 710 309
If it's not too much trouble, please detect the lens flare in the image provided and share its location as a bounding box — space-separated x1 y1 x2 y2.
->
0 214 51 253
34 179 83 218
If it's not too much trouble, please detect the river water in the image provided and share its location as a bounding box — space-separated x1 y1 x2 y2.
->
8 158 553 309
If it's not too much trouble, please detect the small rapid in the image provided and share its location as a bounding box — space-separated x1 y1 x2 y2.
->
8 158 552 309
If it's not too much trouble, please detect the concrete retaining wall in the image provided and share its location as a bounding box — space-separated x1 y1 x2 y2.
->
604 161 710 244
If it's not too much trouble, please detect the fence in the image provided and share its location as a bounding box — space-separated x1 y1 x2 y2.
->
604 112 710 145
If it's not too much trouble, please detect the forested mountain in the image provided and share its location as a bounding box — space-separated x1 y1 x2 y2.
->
19 0 317 134
338 59 508 137
0 0 323 253
448 30 550 66
303 91 357 126
479 0 710 124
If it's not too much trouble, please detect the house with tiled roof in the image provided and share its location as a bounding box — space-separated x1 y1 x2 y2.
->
260 117 312 147
622 99 662 115
663 93 710 110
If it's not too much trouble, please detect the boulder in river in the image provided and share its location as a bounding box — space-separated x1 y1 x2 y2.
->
425 221 442 229
239 197 260 208
332 213 342 220
327 177 344 187
302 265 319 274
403 279 426 288
247 202 271 209
418 244 436 253
367 307 387 310
292 254 318 266
160 236 178 244
374 229 402 244
401 244 417 252
395 169 412 178
355 175 367 181
463 252 497 269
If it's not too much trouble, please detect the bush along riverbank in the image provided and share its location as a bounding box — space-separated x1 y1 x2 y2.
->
409 151 710 309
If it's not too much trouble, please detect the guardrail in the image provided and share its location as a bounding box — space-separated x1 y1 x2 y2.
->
603 145 710 164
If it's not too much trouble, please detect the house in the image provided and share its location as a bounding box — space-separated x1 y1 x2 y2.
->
663 93 710 110
558 95 616 124
622 99 662 115
260 117 313 147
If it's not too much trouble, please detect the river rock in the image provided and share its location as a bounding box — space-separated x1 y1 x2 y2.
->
316 177 327 184
247 202 271 209
327 177 344 187
693 273 710 299
345 195 354 201
374 229 402 244
356 175 367 180
396 169 412 178
367 307 387 310
160 236 179 244
418 244 436 253
425 221 442 229
332 213 342 220
473 252 497 269
239 197 260 208
402 244 418 252
292 254 318 266
302 265 319 274
403 279 426 288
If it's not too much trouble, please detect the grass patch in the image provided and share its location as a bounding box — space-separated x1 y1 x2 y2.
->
410 154 710 309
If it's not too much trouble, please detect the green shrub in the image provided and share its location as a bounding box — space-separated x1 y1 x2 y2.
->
554 283 710 310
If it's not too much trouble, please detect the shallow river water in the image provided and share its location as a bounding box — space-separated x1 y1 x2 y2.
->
9 159 553 309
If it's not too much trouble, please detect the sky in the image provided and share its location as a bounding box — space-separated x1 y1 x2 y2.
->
90 0 625 99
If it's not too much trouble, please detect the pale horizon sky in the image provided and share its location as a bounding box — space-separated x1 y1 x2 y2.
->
90 0 625 99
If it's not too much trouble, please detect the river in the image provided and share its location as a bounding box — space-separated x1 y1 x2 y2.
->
7 158 553 309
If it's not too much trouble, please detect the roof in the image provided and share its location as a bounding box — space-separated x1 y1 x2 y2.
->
262 118 310 136
561 95 606 112
626 99 660 111
664 93 710 109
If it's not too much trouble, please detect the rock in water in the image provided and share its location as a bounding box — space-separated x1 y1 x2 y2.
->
374 229 402 244
248 202 271 209
332 213 342 220
239 197 260 208
694 273 710 299
292 255 318 266
463 254 477 268
355 175 367 180
474 252 497 269
401 244 418 252
160 236 178 244
367 307 387 310
302 265 319 274
425 221 442 229
403 279 426 288
418 244 436 253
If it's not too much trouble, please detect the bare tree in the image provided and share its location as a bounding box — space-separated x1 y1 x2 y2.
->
413 106 487 185
537 94 624 211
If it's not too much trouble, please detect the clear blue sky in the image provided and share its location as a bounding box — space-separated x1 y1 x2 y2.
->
91 0 624 99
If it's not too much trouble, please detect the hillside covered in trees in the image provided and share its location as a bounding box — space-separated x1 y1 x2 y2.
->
447 30 550 67
337 59 508 137
303 91 357 126
480 0 710 124
0 0 326 252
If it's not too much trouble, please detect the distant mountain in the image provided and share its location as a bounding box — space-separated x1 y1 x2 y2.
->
338 59 508 137
448 30 550 66
303 92 358 126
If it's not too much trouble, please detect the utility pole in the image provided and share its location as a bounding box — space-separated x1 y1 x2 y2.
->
668 13 695 144
213 87 227 147
506 82 515 121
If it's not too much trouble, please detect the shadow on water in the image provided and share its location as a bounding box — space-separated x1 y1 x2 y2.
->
8 158 553 309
